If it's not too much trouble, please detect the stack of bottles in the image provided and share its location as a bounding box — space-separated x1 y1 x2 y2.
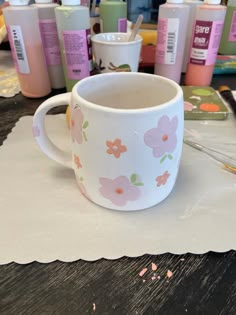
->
154 0 228 86
4 0 234 92
3 0 93 96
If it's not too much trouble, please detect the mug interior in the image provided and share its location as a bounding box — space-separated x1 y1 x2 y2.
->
75 73 181 111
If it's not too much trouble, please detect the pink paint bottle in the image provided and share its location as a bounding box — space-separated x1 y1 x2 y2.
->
154 0 190 84
31 0 66 89
3 0 51 98
185 0 226 86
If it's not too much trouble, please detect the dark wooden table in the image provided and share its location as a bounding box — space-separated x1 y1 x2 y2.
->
0 50 236 314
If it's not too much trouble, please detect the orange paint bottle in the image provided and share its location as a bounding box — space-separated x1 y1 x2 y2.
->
185 0 226 86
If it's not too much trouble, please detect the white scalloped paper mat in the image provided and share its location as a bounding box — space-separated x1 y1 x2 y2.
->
0 114 236 264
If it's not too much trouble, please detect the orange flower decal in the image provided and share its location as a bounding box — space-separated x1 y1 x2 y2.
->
156 171 170 187
74 154 82 169
106 138 127 158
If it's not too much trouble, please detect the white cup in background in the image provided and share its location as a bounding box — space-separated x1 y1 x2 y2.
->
91 32 143 73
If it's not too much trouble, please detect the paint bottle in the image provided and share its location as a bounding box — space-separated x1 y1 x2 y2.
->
182 0 202 72
3 0 51 98
31 0 65 89
90 0 100 35
154 0 190 84
185 0 226 86
55 0 92 91
218 0 236 55
99 0 127 33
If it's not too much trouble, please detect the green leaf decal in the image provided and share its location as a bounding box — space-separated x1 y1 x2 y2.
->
134 182 144 186
168 154 173 160
80 177 84 181
160 154 167 164
83 131 87 142
83 121 89 129
130 174 137 184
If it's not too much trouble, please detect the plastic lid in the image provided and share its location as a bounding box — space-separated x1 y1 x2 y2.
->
167 0 184 3
203 0 221 4
9 0 29 5
62 0 81 5
35 0 54 3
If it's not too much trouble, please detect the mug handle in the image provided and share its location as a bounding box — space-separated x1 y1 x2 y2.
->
32 92 72 169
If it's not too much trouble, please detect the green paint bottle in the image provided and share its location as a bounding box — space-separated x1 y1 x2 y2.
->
55 0 92 92
99 0 127 33
218 0 236 55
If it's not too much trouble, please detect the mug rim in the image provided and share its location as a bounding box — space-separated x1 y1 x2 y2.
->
91 32 143 45
72 72 183 114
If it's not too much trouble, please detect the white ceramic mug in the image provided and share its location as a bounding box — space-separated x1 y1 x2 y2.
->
32 72 184 211
91 32 142 73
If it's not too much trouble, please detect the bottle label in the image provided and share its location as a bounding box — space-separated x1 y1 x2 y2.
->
189 20 224 66
156 18 179 65
228 11 236 42
7 25 30 74
81 0 88 6
118 18 127 32
39 19 62 66
62 29 91 80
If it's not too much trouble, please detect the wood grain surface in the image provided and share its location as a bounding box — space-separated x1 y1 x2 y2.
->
0 73 236 315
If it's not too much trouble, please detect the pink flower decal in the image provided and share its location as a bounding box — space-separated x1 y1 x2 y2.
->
106 138 127 158
70 104 89 144
156 171 170 187
184 101 195 112
32 125 40 137
144 115 178 163
74 154 82 169
99 175 142 207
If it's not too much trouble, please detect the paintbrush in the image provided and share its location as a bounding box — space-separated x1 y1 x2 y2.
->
184 139 236 174
218 85 236 116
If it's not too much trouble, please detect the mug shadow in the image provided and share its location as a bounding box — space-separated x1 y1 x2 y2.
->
51 165 75 181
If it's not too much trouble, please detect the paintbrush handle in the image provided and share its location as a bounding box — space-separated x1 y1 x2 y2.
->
218 85 236 116
128 15 143 42
202 146 236 169
184 139 236 169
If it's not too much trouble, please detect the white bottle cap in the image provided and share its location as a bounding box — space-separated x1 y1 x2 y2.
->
203 0 221 4
167 0 184 3
9 0 29 5
62 0 81 5
35 0 54 3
